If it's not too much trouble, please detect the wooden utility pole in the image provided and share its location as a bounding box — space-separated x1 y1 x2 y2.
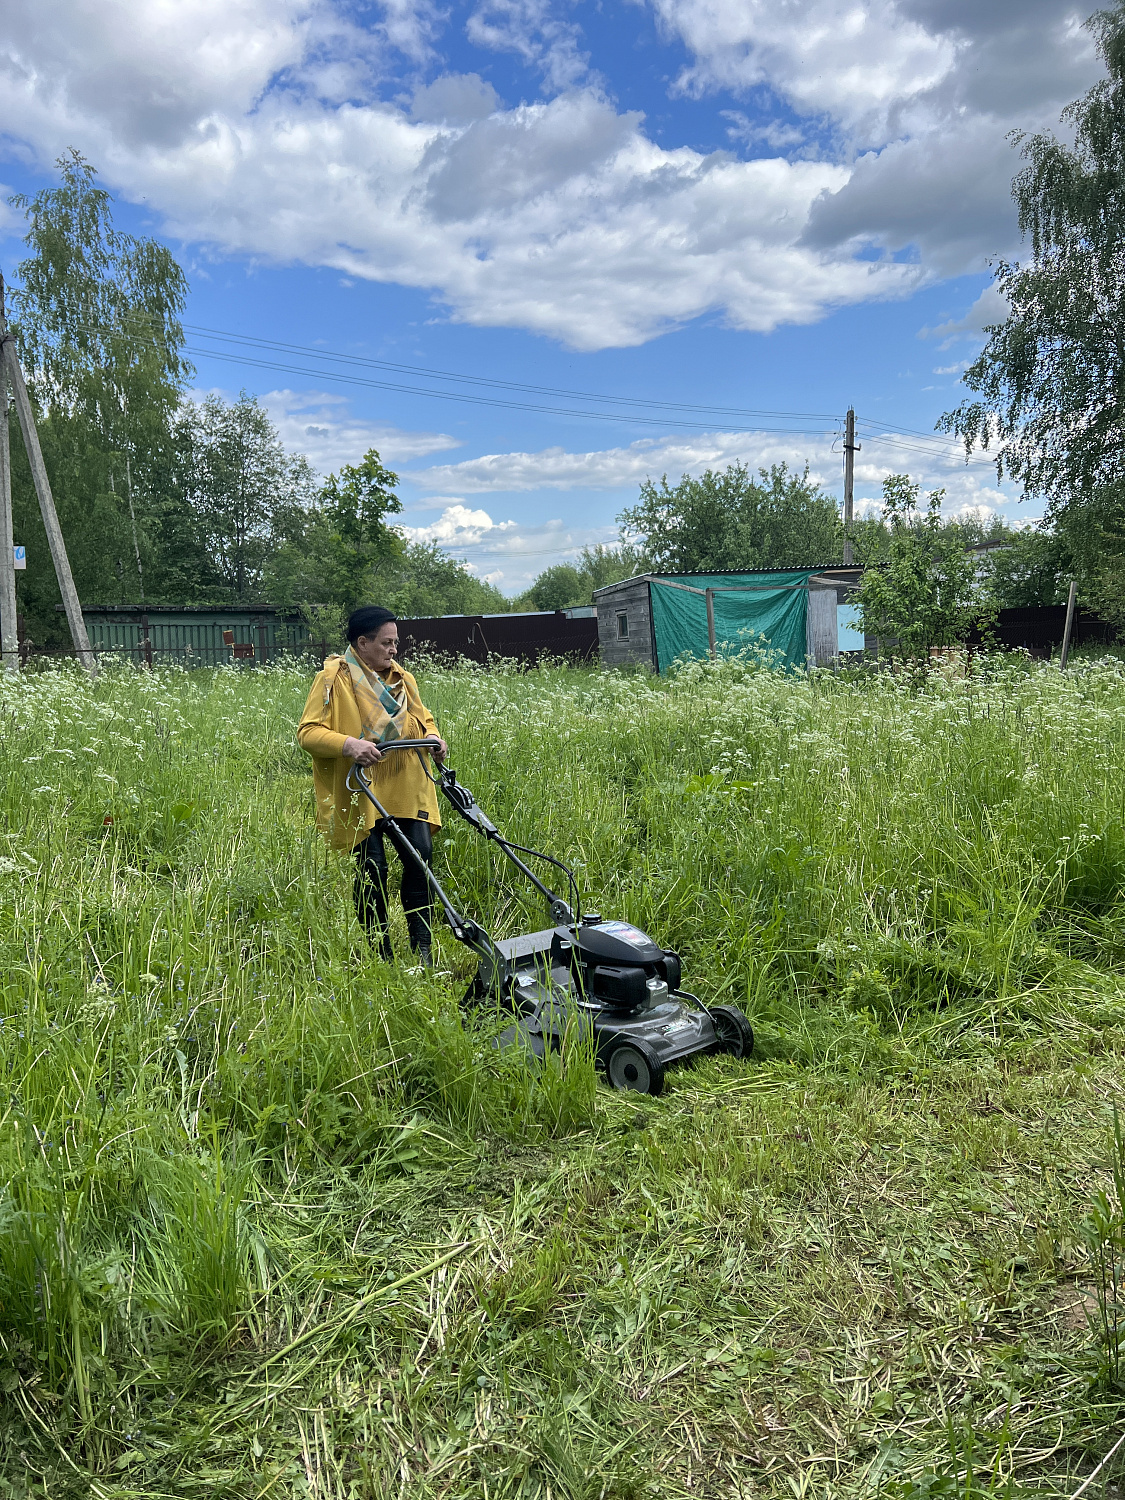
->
842 407 859 565
0 367 16 674
0 274 97 676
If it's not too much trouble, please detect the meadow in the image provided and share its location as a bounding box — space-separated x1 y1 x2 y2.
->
2 649 1125 1500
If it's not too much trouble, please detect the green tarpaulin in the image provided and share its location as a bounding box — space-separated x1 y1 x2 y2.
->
649 572 819 673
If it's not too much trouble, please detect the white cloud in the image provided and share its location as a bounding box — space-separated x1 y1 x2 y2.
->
402 501 518 546
651 0 1100 272
465 0 590 91
256 388 459 472
409 72 499 123
920 284 1011 347
413 430 845 492
0 0 923 351
0 0 1104 349
651 0 955 143
413 424 1023 530
400 504 618 590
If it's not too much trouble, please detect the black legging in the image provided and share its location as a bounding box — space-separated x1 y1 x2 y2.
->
354 818 434 954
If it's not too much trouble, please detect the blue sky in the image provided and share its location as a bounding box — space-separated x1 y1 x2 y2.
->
0 0 1103 591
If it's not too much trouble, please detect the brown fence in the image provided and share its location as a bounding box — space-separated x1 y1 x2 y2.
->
14 608 600 669
967 606 1118 656
396 612 599 667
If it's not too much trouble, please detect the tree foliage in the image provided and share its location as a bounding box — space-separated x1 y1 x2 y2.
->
5 156 512 642
175 394 316 603
517 544 644 611
618 462 842 574
940 3 1125 625
857 476 994 660
6 152 194 639
9 150 191 434
981 528 1071 608
265 449 507 635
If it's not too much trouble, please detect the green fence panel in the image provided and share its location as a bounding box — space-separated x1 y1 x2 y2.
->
650 572 818 672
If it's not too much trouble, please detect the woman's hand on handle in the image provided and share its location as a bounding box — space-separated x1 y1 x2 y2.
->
425 734 449 762
343 736 384 766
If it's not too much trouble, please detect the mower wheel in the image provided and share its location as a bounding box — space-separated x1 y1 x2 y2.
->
604 1039 665 1096
710 1005 754 1058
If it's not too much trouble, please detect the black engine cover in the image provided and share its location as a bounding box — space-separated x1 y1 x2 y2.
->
573 919 663 967
589 964 649 1007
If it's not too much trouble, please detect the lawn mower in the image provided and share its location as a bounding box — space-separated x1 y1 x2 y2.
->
346 743 753 1095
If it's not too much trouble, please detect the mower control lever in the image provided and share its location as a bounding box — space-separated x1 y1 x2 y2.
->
438 770 498 833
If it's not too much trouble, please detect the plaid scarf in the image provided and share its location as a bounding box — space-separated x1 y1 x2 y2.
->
341 646 408 744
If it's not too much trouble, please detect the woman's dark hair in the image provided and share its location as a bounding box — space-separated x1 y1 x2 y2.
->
346 605 398 644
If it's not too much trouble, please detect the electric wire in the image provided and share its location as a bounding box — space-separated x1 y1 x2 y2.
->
37 311 1011 469
54 311 847 431
183 322 843 424
857 430 1004 470
179 342 841 433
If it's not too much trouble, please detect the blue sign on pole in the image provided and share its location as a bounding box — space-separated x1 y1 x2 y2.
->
13 546 25 570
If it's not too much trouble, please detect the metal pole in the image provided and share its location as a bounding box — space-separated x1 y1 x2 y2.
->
1 338 97 676
1059 578 1078 669
706 587 717 660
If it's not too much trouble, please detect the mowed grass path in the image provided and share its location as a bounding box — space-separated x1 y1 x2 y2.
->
2 653 1125 1499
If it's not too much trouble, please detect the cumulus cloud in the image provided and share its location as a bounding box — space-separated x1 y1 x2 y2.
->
391 424 1025 590
0 0 953 351
413 430 844 492
399 504 618 590
409 72 499 123
257 389 460 472
650 0 954 143
402 501 518 547
650 0 1100 270
920 284 1011 346
411 424 1019 525
0 0 1105 348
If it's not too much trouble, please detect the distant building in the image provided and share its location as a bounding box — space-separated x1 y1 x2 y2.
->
593 568 863 672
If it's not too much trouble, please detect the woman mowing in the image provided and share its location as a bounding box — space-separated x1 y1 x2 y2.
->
297 606 448 965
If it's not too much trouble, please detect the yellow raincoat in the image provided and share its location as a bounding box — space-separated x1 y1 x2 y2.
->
296 656 442 850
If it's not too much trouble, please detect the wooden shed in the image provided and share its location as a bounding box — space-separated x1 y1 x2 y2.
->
594 568 863 672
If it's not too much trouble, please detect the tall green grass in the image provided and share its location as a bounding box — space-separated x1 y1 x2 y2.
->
2 651 1125 1497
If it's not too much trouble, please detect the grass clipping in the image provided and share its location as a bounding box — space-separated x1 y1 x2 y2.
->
2 651 1125 1498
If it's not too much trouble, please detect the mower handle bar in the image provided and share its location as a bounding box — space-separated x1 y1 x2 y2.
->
359 737 444 756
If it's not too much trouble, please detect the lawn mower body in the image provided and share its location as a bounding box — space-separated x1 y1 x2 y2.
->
477 922 744 1096
348 745 753 1095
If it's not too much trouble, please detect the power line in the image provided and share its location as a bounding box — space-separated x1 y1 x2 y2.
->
184 322 843 424
857 430 1005 471
21 310 1011 469
52 310 846 429
181 342 842 434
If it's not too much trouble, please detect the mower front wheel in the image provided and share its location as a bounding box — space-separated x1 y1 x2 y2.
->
604 1039 665 1096
710 1005 754 1058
